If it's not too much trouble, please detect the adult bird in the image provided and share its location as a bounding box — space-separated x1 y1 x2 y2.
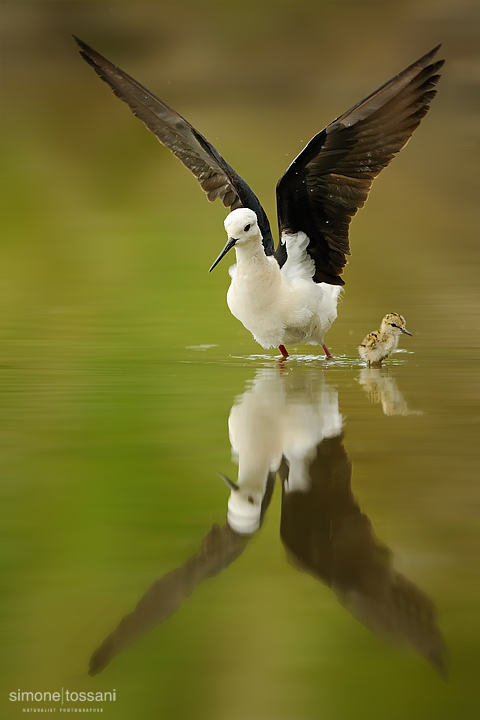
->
75 38 443 358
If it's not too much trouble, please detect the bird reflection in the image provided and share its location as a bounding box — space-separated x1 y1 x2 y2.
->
223 369 342 534
358 367 422 416
89 367 446 678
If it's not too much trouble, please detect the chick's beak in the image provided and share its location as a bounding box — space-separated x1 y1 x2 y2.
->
401 328 413 336
209 237 237 272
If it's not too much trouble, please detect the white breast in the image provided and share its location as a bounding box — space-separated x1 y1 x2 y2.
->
227 232 341 349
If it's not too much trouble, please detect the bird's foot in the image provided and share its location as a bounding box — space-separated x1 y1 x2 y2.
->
322 343 333 360
279 345 289 359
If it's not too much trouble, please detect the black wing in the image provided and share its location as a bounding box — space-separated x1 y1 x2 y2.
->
276 46 444 285
89 522 250 676
74 37 275 254
280 435 448 678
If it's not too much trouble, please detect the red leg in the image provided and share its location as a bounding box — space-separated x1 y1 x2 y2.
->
279 345 289 359
322 343 332 359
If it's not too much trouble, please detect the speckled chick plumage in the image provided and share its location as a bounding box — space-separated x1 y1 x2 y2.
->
358 313 412 367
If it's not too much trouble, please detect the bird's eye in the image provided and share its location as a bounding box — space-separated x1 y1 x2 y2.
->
244 224 251 232
391 323 398 328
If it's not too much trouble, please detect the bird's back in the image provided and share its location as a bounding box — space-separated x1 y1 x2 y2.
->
359 330 398 366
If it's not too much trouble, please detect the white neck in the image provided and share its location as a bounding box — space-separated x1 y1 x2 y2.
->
233 235 269 271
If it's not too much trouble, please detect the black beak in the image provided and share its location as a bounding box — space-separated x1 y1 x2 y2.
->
209 237 237 273
400 328 413 336
217 472 239 492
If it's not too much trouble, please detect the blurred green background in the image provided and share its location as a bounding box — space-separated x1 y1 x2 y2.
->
1 1 479 719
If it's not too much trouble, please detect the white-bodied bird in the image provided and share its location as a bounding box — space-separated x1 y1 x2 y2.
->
75 38 443 358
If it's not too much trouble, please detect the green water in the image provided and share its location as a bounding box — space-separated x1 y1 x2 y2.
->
1 2 479 718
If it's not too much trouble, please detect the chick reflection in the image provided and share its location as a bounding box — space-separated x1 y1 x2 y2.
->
89 368 446 678
358 367 422 416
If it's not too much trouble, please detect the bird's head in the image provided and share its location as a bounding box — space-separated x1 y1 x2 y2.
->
224 208 259 244
217 472 263 536
380 313 412 336
209 208 260 272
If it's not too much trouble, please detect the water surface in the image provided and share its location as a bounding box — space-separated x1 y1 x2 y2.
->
1 2 479 718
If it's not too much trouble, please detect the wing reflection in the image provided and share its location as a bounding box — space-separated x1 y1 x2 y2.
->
89 474 276 676
89 522 248 676
89 367 446 678
279 432 448 679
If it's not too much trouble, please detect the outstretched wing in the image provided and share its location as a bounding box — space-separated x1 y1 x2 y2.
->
280 435 448 678
74 37 275 254
276 46 444 285
89 522 250 676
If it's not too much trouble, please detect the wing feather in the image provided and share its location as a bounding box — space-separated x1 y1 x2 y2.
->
276 47 443 284
74 37 274 254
